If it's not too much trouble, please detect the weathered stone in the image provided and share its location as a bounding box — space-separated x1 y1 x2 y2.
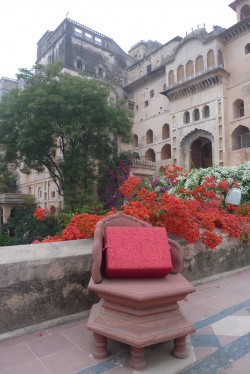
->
0 237 249 334
0 240 99 334
178 236 250 282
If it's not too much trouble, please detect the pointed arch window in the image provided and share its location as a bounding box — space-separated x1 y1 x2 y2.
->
183 111 190 124
145 148 156 162
177 65 184 81
195 55 204 73
161 144 171 160
207 50 215 67
133 134 139 147
186 60 194 77
232 125 250 150
162 123 170 139
193 108 200 121
233 99 244 118
245 43 250 54
218 50 224 67
145 148 155 162
203 105 210 118
168 70 175 85
146 129 153 144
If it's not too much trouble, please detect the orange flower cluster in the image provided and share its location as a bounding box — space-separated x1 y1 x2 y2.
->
36 211 115 243
32 169 250 249
119 176 141 198
33 208 47 221
119 175 250 249
163 164 186 184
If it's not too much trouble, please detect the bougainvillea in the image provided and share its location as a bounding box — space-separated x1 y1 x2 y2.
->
32 164 250 249
97 153 132 209
119 166 250 249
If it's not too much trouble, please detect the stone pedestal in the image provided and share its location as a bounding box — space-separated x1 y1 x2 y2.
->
87 274 195 370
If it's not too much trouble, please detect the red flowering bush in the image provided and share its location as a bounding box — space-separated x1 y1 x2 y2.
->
34 210 115 243
119 169 250 249
163 164 187 184
32 164 250 249
33 208 48 221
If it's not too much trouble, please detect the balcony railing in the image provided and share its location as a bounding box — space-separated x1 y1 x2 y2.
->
132 158 155 167
0 193 33 204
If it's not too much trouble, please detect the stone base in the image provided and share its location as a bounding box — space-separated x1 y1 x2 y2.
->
87 274 195 369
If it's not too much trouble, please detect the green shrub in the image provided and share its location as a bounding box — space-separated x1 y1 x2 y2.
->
0 206 62 246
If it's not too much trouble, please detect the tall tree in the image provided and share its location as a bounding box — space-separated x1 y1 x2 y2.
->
0 64 132 209
0 152 17 193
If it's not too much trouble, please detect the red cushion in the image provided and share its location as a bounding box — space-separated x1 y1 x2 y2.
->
104 226 172 278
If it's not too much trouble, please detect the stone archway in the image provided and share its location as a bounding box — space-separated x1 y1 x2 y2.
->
180 129 214 170
190 137 212 168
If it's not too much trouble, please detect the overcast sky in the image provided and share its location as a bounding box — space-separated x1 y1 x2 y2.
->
1 0 237 79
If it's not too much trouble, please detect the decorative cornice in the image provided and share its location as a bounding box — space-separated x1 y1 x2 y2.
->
161 66 229 102
124 65 165 92
219 16 250 44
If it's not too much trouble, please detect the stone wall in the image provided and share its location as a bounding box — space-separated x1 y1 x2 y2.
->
178 236 250 281
0 240 98 335
0 237 249 335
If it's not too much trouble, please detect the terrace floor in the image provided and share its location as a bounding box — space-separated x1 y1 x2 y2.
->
0 268 250 374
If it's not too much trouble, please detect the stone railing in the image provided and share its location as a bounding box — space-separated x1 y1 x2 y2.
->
0 237 249 336
0 193 33 203
132 158 156 167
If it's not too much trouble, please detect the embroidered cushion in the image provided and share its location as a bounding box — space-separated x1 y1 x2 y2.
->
104 226 172 278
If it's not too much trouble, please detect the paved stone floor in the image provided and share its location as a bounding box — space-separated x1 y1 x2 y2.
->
0 268 250 373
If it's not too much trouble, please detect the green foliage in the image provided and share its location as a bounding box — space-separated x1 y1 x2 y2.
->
0 206 61 246
0 155 17 192
0 232 10 246
0 63 132 210
77 202 108 216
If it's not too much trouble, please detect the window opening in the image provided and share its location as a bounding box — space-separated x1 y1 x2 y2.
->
183 111 190 124
232 126 250 150
146 129 153 144
203 105 210 118
147 64 152 74
245 43 250 54
193 109 200 121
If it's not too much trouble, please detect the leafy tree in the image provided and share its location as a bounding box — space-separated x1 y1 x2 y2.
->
0 154 17 192
0 63 132 209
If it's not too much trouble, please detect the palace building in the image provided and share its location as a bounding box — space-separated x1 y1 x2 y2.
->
0 0 249 216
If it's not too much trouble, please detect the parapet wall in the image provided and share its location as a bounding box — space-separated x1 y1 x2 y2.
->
0 237 249 335
176 235 250 281
0 240 98 335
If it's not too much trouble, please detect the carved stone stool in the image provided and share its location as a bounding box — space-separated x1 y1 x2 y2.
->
87 212 196 370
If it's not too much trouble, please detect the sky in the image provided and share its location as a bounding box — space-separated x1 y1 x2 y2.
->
1 0 237 80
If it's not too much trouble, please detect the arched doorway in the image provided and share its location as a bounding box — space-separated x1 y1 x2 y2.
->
180 129 214 170
190 137 212 168
145 148 156 162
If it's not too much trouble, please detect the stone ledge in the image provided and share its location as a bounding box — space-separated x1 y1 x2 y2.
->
0 237 249 335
